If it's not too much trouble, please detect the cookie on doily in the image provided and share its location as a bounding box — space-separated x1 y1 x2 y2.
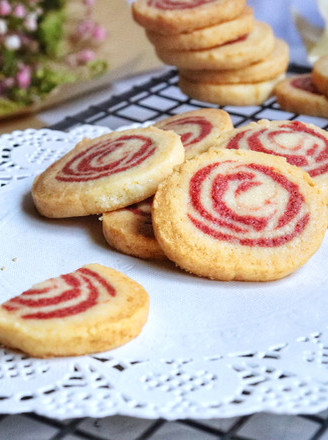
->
154 108 233 159
152 149 327 281
32 127 184 218
102 197 166 260
0 264 149 357
213 119 328 201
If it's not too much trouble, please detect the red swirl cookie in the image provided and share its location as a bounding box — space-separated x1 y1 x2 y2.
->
153 149 327 281
32 127 184 218
275 74 328 118
102 197 166 260
132 0 247 34
0 264 149 357
154 109 233 159
155 22 275 71
180 38 289 84
146 7 254 51
215 119 328 201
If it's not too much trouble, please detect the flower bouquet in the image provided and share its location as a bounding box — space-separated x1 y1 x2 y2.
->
0 0 108 117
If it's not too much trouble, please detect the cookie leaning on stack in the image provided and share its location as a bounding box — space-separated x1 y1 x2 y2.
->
132 0 289 106
102 108 233 259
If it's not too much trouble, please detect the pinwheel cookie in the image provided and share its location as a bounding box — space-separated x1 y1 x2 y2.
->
146 6 254 51
214 119 328 201
153 149 327 281
0 264 149 357
132 0 246 34
275 74 328 118
155 22 274 71
102 197 165 260
154 109 233 159
179 75 283 106
32 127 184 218
180 38 289 84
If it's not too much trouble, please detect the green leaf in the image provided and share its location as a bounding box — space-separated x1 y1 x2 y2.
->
37 10 65 57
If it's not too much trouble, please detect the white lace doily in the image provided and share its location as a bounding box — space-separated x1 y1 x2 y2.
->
1 125 328 420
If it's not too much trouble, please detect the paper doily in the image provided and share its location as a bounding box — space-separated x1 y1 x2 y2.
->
1 125 328 420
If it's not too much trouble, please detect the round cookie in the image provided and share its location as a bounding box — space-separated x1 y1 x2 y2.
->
155 22 275 71
153 149 327 281
146 7 254 51
32 126 185 218
0 264 149 357
180 38 289 84
132 0 247 35
179 74 283 106
313 55 328 97
154 109 233 159
213 119 328 201
102 197 166 260
275 74 328 118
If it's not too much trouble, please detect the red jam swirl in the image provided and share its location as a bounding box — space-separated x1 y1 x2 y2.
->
160 116 212 149
291 76 320 95
147 0 217 10
227 121 328 178
2 268 116 319
188 161 309 247
56 135 156 182
126 197 153 217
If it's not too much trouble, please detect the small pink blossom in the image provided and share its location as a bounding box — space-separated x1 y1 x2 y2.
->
24 14 38 31
0 0 11 16
77 19 94 37
92 24 106 42
76 49 95 64
4 77 15 88
16 66 31 89
14 4 26 18
84 0 95 5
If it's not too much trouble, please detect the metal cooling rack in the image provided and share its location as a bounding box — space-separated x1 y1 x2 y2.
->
3 66 328 440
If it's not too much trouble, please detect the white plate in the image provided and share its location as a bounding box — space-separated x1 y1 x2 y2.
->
0 125 328 420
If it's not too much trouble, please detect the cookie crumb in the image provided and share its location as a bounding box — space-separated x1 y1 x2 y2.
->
12 257 17 262
1 266 5 271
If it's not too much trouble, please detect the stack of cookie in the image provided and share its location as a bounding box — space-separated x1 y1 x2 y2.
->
132 0 289 106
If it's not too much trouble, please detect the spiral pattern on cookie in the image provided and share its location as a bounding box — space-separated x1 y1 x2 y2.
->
291 76 320 95
127 197 153 217
227 121 328 178
2 268 116 319
56 135 156 182
148 0 216 10
159 116 213 150
188 161 309 247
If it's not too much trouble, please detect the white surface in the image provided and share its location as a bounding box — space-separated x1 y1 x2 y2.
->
1 126 328 420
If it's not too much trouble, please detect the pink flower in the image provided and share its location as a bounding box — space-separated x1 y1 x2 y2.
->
24 14 38 31
16 66 31 89
92 24 106 42
76 49 95 64
77 19 94 37
14 4 26 18
0 0 11 16
84 0 95 5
